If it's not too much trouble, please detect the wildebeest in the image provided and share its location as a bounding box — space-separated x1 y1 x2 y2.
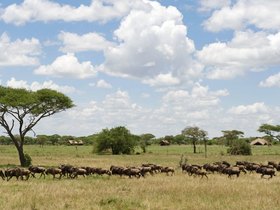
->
70 167 87 179
203 164 220 173
140 167 154 177
221 167 241 178
46 168 62 179
59 164 74 178
182 164 201 176
95 168 112 176
193 170 208 179
5 168 30 181
28 166 46 178
123 167 142 178
161 167 175 176
5 168 22 181
256 167 276 179
110 165 126 176
141 163 162 173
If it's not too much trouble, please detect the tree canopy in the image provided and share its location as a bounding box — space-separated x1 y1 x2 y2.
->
258 124 280 142
94 126 138 155
182 126 207 153
222 130 244 146
0 86 74 166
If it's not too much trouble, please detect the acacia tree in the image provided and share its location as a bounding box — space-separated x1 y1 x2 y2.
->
139 133 155 153
222 130 244 146
182 126 207 154
0 86 74 166
258 124 280 142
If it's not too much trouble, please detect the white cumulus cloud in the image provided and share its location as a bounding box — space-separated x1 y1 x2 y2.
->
58 31 115 53
0 0 149 25
203 0 280 32
260 73 280 88
228 102 269 115
6 77 76 93
102 0 201 86
96 79 112 89
34 53 97 79
0 32 41 67
198 0 231 11
197 30 280 79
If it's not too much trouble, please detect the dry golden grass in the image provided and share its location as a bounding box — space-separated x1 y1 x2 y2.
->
1 145 280 210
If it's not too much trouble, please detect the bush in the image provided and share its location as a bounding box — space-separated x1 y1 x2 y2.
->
23 153 32 167
94 126 138 155
227 140 252 155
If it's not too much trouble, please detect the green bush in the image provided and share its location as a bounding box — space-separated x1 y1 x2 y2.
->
227 140 252 155
94 126 138 155
23 153 32 167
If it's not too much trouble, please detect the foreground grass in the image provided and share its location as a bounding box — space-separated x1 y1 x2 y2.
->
1 145 280 210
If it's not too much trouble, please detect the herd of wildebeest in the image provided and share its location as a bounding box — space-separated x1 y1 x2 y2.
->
0 160 279 181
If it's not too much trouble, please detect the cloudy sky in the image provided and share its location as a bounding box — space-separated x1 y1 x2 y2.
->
0 0 280 138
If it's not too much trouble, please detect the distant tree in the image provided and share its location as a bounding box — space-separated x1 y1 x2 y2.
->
49 134 61 145
0 135 12 145
139 133 155 153
79 134 98 145
222 130 244 146
24 136 36 145
182 126 208 154
258 124 280 142
94 126 138 155
0 86 74 166
174 134 186 145
36 135 48 147
164 135 174 144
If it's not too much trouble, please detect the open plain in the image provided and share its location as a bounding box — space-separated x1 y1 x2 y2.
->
1 145 280 210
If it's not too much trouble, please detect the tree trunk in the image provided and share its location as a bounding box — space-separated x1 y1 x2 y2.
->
193 142 196 153
204 140 207 158
16 145 26 167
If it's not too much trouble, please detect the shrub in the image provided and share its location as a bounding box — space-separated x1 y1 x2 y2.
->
94 126 138 155
23 153 32 167
227 140 252 155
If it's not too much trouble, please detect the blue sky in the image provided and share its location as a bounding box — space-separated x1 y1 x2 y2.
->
1 0 280 138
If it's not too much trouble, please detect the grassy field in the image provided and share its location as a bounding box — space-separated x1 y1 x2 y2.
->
1 144 280 210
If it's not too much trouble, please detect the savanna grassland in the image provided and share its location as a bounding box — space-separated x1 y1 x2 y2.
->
1 145 280 210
